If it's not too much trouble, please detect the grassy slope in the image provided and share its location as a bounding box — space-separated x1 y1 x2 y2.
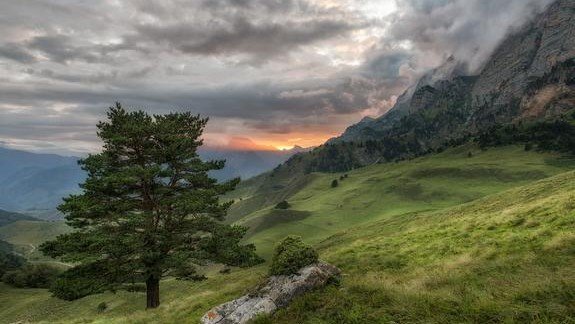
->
262 170 575 323
0 220 70 260
0 209 37 227
236 145 575 258
0 145 574 323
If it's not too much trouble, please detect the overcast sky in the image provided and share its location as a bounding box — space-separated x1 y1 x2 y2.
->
0 0 554 155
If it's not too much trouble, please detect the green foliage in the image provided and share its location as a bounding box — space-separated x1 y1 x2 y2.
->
477 120 575 154
2 264 60 288
96 302 107 313
49 263 109 301
269 236 318 276
40 103 261 308
331 179 339 188
275 200 290 210
0 240 24 278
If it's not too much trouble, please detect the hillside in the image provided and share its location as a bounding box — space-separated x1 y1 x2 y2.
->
231 145 575 257
0 148 575 323
0 221 70 261
264 168 575 323
0 209 37 227
0 146 574 323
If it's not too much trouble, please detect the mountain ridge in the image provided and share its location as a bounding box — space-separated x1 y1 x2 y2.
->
288 0 574 173
0 145 307 215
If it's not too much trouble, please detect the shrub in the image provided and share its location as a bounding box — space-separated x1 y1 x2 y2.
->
269 236 318 276
0 250 25 278
2 264 60 288
275 200 291 210
331 179 339 188
97 302 108 313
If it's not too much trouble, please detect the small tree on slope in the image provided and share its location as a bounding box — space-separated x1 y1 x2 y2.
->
41 103 262 309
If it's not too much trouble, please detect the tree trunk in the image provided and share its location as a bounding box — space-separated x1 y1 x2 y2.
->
146 276 160 309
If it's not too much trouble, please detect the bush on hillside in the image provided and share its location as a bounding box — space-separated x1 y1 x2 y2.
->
2 264 60 288
96 302 108 313
0 251 25 278
275 200 291 210
331 179 339 188
269 236 318 276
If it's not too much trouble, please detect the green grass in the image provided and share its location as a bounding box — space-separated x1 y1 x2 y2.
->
0 220 70 261
235 145 575 258
1 145 574 323
258 170 575 323
0 267 265 324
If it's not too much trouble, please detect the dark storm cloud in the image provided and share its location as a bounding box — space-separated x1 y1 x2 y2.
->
0 43 37 63
126 0 363 63
135 18 357 62
26 35 101 64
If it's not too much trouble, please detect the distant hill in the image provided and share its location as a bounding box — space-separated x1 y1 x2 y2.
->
0 145 307 215
0 147 84 213
201 146 309 181
0 209 37 227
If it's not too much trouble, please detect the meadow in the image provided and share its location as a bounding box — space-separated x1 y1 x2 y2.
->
0 145 574 323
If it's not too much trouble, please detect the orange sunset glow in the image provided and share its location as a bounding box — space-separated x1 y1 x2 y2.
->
204 133 336 151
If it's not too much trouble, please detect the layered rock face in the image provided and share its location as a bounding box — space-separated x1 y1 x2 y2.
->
201 262 340 324
471 0 575 128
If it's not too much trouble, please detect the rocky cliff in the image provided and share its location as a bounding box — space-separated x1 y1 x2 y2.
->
470 0 575 128
334 0 574 145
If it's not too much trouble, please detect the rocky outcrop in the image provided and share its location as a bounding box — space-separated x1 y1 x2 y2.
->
471 0 574 127
334 0 574 144
201 262 340 324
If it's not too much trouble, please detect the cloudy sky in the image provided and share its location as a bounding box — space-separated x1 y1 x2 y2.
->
0 0 553 155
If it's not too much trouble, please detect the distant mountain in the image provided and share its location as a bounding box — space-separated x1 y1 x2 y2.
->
295 0 575 172
202 146 310 181
0 209 37 227
0 145 307 215
333 55 468 143
0 147 84 214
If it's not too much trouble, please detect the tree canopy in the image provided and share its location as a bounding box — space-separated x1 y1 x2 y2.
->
41 103 262 308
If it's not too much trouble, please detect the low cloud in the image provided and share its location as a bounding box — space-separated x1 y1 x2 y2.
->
388 0 555 72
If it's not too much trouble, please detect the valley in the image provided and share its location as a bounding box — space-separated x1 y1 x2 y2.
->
1 145 574 323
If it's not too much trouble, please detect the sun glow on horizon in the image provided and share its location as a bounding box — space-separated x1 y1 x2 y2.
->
275 145 297 151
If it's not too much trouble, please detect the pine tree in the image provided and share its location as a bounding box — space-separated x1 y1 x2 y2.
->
41 103 262 309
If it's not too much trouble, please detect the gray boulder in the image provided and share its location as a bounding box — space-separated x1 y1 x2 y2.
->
201 262 340 324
